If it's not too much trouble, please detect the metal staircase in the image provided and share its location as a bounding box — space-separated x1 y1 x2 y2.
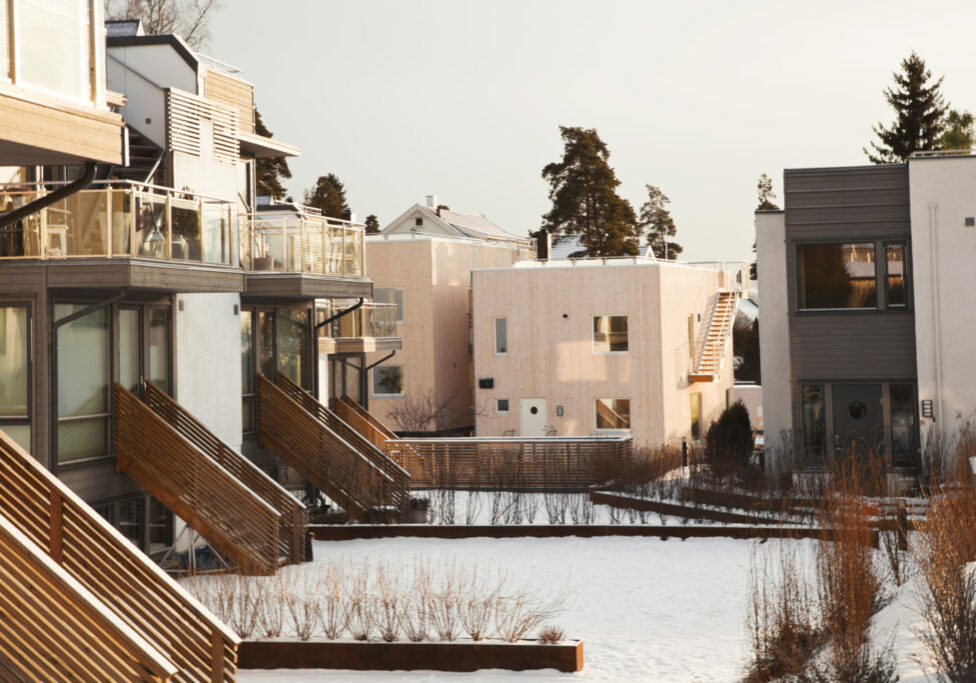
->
690 290 737 383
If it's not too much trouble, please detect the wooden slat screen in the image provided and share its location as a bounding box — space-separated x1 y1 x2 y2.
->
114 384 282 576
257 374 401 522
277 375 410 520
145 382 307 566
0 427 239 681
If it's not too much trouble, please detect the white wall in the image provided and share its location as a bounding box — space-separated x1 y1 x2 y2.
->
755 211 792 458
908 156 976 446
174 293 243 451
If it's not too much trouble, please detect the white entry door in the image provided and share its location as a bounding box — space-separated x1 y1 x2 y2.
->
519 398 548 436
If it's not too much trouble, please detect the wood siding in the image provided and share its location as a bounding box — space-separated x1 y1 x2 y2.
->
204 70 255 134
244 272 372 300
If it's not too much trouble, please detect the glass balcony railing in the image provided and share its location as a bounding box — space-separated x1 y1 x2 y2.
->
318 302 397 340
0 181 237 266
242 213 364 278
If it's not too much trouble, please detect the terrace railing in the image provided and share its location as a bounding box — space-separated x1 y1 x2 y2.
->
318 301 398 339
114 384 282 576
0 180 236 265
0 427 239 680
241 213 364 277
144 382 307 566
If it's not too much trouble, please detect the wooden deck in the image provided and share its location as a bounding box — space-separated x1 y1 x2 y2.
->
0 428 239 681
115 384 283 576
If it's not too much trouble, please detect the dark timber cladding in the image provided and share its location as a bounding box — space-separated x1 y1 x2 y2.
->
784 163 917 381
244 273 372 300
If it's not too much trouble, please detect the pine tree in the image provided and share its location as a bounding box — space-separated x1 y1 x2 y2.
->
638 185 682 260
939 109 976 150
253 110 292 200
865 52 948 163
304 173 349 219
364 214 380 234
756 173 779 211
541 126 640 257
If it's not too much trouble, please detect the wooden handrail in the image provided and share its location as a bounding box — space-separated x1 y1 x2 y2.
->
257 374 402 521
334 395 398 447
0 427 239 681
0 512 178 681
114 384 282 576
144 382 307 566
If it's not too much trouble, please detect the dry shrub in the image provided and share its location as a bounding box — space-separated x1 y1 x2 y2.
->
318 563 347 639
428 561 463 641
375 565 401 642
399 562 432 642
464 490 484 525
537 625 565 644
346 567 375 641
494 587 566 643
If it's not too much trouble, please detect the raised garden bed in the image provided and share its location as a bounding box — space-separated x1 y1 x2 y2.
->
238 639 583 673
590 488 781 525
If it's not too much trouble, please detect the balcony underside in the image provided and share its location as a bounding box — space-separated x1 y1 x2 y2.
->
1 258 244 294
319 336 402 354
244 272 372 300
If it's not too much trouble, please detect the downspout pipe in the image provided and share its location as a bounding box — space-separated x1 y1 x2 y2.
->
51 287 128 472
315 297 364 332
0 162 97 229
365 349 396 371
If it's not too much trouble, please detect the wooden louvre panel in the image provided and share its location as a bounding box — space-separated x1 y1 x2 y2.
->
166 88 240 164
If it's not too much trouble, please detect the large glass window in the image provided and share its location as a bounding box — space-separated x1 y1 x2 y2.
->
885 243 907 309
494 318 507 355
593 315 628 353
240 310 255 433
56 303 109 463
0 305 29 451
118 308 141 394
148 308 170 393
374 287 404 323
690 392 702 440
277 307 309 388
372 365 404 396
17 0 92 102
890 384 916 468
801 384 826 463
595 398 630 430
797 243 877 309
257 311 275 378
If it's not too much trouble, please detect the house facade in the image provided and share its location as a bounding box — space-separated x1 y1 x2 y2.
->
757 155 976 473
471 258 748 447
364 198 531 434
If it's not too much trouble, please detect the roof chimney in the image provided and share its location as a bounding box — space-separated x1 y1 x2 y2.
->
425 194 437 209
533 230 551 260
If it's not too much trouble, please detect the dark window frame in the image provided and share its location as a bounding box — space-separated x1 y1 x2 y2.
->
0 300 32 451
882 240 911 311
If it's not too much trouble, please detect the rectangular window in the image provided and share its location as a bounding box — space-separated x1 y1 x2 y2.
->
277 307 308 388
690 392 702 440
593 315 628 353
494 318 507 355
56 303 110 463
240 310 255 433
373 365 404 396
0 304 29 451
496 398 510 414
797 243 877 309
890 384 916 468
374 287 404 323
595 398 630 430
801 384 826 463
885 243 907 309
17 0 92 102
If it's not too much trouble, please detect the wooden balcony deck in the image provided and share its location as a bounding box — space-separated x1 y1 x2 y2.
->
0 428 239 681
114 384 283 576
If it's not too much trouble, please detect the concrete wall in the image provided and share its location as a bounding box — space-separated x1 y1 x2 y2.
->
755 211 792 454
472 262 734 448
909 156 976 444
174 293 243 451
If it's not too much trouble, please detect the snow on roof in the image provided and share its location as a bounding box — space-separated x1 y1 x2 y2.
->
550 234 650 259
105 19 143 37
423 207 526 241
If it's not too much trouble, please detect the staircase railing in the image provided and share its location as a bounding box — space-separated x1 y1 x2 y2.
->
144 382 306 565
257 374 401 521
114 384 282 576
333 395 399 449
0 427 239 681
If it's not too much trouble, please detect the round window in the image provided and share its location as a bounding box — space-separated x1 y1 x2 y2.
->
530 406 539 415
848 401 867 419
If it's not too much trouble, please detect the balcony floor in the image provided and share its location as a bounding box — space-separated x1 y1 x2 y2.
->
319 336 402 354
244 271 372 300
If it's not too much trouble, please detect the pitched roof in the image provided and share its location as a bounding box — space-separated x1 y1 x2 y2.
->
550 234 651 259
426 208 525 241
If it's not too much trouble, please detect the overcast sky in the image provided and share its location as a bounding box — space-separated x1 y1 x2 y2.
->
210 0 976 262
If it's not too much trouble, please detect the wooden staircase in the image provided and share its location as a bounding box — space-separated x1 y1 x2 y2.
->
257 374 410 522
114 384 284 576
144 382 307 566
0 427 239 680
690 290 737 383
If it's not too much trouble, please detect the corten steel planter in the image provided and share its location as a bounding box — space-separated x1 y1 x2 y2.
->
238 639 584 673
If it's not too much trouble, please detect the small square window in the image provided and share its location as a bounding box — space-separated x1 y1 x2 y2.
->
496 398 510 414
593 315 628 353
372 365 404 396
414 217 423 227
595 398 630 430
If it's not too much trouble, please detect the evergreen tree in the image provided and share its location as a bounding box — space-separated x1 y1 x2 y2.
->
541 126 640 257
756 173 779 210
865 52 948 163
304 173 349 219
638 185 682 260
253 110 291 200
939 109 976 150
364 214 380 234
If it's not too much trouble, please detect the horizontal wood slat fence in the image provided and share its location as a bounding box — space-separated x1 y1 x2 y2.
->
145 382 306 566
334 398 633 489
257 374 404 522
0 427 239 682
114 384 282 576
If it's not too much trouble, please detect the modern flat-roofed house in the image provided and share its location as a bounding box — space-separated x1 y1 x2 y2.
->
757 154 976 474
364 197 532 434
471 255 748 447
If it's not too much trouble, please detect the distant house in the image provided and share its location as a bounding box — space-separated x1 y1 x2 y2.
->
548 234 652 260
471 256 749 447
365 197 532 434
756 154 976 474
